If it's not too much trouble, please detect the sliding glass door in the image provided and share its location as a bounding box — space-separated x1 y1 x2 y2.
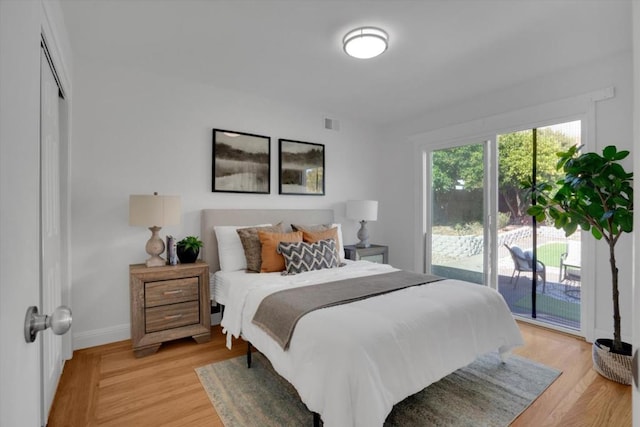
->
426 120 582 332
497 121 581 330
429 142 486 285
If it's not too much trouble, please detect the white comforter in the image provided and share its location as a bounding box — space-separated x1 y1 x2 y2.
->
221 261 523 426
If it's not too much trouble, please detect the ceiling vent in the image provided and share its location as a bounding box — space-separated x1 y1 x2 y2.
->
324 117 340 131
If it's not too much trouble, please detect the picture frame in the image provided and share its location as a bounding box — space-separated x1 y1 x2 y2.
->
212 129 270 194
278 139 325 196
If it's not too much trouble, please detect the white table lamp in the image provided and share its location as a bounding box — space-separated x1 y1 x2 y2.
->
346 200 378 248
129 192 181 267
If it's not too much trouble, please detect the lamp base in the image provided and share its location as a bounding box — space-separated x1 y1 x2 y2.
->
145 226 167 267
145 255 166 268
356 220 370 248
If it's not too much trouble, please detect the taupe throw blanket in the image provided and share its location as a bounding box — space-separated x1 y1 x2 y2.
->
252 271 442 350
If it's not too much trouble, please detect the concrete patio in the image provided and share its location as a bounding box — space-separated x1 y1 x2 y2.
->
431 235 581 331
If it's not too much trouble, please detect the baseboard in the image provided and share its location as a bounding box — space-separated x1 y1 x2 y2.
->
74 316 222 351
72 323 130 350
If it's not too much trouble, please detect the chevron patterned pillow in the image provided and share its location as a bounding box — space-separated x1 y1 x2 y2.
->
277 239 340 275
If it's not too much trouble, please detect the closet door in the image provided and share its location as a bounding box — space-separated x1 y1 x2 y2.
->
40 45 64 421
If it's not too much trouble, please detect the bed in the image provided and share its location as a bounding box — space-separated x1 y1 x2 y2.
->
201 209 523 426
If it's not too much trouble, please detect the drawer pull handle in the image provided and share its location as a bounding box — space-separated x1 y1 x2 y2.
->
163 290 183 295
164 314 183 320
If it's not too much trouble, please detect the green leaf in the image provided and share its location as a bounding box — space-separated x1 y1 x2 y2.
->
609 163 627 179
591 227 603 240
603 145 617 160
617 211 634 233
613 150 630 161
527 205 544 216
563 221 578 236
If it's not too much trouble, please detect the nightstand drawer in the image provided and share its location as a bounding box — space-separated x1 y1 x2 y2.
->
145 301 200 333
145 277 199 307
361 254 385 263
344 244 388 264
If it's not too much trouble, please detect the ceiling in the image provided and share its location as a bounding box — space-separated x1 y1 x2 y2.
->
59 0 632 128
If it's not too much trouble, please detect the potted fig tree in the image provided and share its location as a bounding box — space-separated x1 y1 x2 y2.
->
177 236 203 264
524 145 633 384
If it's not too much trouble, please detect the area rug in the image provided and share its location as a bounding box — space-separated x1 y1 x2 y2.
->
195 351 561 426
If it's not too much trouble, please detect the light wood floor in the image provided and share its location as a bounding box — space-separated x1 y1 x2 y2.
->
48 322 631 426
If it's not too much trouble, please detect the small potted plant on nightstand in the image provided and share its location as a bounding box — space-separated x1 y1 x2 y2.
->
176 236 203 264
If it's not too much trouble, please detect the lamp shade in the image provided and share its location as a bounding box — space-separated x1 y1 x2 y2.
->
129 194 181 227
346 200 378 221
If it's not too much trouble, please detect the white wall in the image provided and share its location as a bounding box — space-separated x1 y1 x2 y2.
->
70 58 384 349
380 51 634 344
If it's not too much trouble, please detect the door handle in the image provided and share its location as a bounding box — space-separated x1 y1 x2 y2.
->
24 305 72 343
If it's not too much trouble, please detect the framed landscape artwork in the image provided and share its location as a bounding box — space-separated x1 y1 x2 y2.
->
212 129 270 194
279 139 325 196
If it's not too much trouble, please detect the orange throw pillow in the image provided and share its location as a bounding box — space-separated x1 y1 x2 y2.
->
258 231 303 273
302 227 338 245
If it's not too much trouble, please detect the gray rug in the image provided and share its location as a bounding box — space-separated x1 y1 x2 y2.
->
196 351 561 426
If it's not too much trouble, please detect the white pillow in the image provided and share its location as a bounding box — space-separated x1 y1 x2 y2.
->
331 223 346 261
214 224 270 271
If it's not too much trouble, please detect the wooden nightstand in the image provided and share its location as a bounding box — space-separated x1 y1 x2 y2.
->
129 261 210 357
344 244 389 264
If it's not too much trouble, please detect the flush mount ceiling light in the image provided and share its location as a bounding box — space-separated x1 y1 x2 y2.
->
343 27 388 59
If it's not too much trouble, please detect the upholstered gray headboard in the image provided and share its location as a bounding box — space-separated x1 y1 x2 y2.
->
200 209 335 272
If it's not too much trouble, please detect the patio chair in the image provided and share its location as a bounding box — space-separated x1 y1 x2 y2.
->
504 244 546 293
559 241 581 283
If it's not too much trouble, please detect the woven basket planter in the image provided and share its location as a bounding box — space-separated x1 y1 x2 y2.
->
592 339 633 385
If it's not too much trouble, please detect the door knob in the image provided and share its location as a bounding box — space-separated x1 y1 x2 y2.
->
24 305 72 343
